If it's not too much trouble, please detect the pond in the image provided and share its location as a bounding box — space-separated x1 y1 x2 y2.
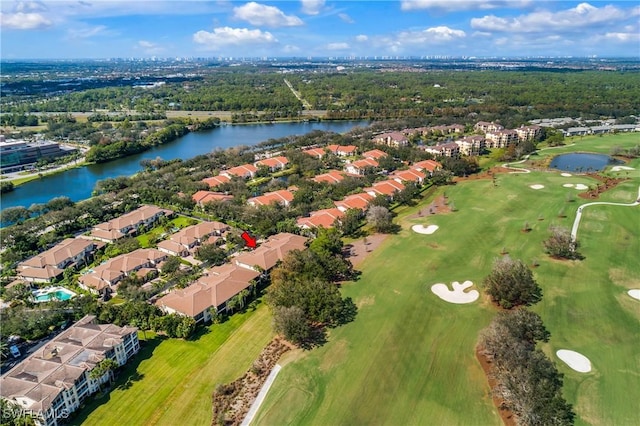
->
549 152 619 172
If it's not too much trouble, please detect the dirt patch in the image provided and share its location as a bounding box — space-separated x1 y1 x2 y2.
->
578 173 628 200
411 194 452 218
343 233 389 268
453 167 512 183
476 346 517 426
211 337 291 426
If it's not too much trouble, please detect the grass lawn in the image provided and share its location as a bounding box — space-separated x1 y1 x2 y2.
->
137 215 197 248
254 154 639 425
71 303 274 426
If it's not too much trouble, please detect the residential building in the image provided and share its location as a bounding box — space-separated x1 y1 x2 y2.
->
412 159 442 175
391 168 426 185
157 221 229 257
424 142 461 158
373 132 408 147
327 144 358 156
362 149 388 160
78 248 167 295
89 205 173 243
156 264 261 323
485 129 519 149
455 135 485 156
364 180 405 200
234 233 307 272
0 315 139 426
296 208 345 230
202 175 231 188
344 158 378 176
254 156 289 171
247 189 295 207
192 190 234 206
302 147 326 158
312 170 345 184
515 125 542 142
220 164 258 179
18 239 101 283
474 121 504 133
334 192 374 212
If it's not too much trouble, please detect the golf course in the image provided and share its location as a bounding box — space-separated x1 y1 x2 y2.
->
72 133 639 425
253 134 640 426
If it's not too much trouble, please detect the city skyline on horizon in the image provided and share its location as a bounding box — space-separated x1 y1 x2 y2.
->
1 1 639 60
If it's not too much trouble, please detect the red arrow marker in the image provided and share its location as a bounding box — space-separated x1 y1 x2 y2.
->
241 231 257 249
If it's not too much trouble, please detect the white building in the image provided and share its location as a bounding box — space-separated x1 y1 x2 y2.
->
1 316 139 426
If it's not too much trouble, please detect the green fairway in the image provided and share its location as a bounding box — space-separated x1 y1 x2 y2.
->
254 155 639 425
72 303 274 426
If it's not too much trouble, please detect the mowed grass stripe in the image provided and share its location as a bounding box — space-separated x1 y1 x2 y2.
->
74 304 273 426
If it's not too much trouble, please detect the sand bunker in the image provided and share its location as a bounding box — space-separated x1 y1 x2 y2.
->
611 166 634 172
563 183 589 190
412 224 439 235
561 173 573 177
431 281 479 304
628 289 640 301
556 349 592 373
529 184 545 190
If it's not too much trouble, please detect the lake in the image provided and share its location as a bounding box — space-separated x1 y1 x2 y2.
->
1 120 369 210
549 152 619 172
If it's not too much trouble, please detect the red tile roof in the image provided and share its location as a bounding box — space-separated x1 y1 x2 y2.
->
335 192 374 211
222 164 258 178
412 159 442 173
312 170 345 184
202 175 231 188
192 190 233 205
302 147 326 158
362 149 388 159
247 189 294 207
296 208 345 229
255 156 289 169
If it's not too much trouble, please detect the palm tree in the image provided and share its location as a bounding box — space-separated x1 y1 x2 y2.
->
89 358 119 392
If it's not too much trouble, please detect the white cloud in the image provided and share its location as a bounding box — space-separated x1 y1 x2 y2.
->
326 42 350 50
597 32 640 43
400 0 532 12
471 3 637 33
282 44 301 53
301 0 325 15
136 40 165 55
355 34 368 42
233 2 303 27
397 26 466 44
193 27 277 49
338 13 354 24
66 25 109 39
0 12 51 29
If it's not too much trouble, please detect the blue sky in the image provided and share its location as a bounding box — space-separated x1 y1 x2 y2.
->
1 1 639 59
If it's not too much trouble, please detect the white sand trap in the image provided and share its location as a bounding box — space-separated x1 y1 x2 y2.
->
563 183 589 190
561 173 573 177
530 184 545 190
412 224 439 234
431 281 479 304
628 289 640 300
611 166 634 172
556 349 592 373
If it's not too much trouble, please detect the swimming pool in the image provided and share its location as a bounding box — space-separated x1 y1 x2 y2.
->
32 287 77 302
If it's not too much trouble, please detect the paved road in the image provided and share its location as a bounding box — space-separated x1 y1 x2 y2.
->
241 364 282 426
571 184 640 241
